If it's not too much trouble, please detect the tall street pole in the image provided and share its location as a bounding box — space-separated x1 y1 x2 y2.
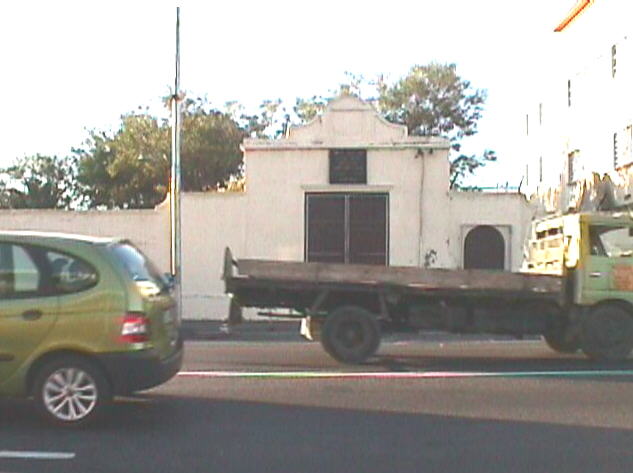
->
170 7 183 318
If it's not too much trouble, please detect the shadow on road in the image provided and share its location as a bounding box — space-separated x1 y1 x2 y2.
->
368 353 633 381
197 339 633 383
2 394 633 473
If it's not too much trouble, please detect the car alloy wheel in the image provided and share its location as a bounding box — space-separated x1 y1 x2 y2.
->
42 367 98 422
34 357 111 426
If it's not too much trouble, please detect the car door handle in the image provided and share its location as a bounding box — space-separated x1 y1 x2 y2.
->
22 310 43 321
589 272 604 278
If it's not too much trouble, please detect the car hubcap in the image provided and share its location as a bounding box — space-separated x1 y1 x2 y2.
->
43 368 98 421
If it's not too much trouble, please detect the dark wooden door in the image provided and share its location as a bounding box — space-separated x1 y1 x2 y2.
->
305 194 346 263
348 194 387 265
463 225 505 270
305 193 388 265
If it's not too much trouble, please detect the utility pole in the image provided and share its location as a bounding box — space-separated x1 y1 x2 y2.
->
170 7 183 318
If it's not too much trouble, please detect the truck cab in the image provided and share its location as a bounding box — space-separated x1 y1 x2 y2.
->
524 212 633 359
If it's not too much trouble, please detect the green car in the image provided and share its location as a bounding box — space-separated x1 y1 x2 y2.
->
0 231 182 426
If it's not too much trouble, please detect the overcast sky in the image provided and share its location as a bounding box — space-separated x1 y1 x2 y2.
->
0 1 574 187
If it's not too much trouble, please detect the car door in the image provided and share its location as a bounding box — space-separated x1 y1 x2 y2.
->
0 242 59 386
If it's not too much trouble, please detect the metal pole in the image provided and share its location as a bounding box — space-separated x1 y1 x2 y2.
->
170 7 183 317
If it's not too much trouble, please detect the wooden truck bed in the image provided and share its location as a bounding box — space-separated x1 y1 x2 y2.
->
223 248 564 304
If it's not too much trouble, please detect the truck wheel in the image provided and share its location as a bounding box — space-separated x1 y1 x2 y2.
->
543 322 579 354
580 305 633 361
33 356 112 427
321 306 380 364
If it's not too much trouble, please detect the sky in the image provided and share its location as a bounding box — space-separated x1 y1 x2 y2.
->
0 0 574 187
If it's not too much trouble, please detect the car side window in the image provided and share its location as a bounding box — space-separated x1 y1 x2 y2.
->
0 244 99 299
0 243 14 297
0 243 42 299
47 250 98 294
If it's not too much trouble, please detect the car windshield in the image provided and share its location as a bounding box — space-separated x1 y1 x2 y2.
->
108 242 168 293
589 225 633 257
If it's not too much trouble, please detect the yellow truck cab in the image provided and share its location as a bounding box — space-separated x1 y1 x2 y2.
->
524 212 633 359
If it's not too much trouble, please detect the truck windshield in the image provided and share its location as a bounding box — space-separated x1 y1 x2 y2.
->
589 225 633 257
108 242 169 293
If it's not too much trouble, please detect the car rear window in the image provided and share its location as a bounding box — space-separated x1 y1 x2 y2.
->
108 243 168 293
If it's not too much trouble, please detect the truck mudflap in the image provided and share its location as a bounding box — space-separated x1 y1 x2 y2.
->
227 298 243 325
300 316 322 341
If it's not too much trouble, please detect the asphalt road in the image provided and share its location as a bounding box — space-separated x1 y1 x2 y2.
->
3 337 633 473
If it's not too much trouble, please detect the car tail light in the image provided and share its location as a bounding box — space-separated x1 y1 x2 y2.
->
119 312 150 343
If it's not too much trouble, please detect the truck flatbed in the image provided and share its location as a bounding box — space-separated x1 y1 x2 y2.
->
224 248 563 301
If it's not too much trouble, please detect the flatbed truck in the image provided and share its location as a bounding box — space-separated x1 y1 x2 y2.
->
223 212 633 363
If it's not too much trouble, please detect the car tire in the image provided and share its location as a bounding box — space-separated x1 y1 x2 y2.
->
33 356 112 427
321 306 381 364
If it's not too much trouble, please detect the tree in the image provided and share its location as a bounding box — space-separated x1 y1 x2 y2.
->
75 97 245 208
228 99 290 139
377 63 496 189
74 114 170 209
180 98 244 192
0 154 77 209
293 96 328 124
292 75 368 125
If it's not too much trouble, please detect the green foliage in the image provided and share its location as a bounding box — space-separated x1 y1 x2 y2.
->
0 155 77 209
180 98 244 192
377 63 496 189
74 114 170 209
227 99 290 139
449 149 497 190
293 73 373 124
75 98 244 208
293 96 328 124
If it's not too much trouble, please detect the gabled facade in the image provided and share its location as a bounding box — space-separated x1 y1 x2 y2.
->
238 95 530 273
241 95 452 268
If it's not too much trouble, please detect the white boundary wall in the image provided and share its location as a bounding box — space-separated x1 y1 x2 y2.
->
0 206 170 270
0 189 532 321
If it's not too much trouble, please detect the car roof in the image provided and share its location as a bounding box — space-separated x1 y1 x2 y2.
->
0 230 123 246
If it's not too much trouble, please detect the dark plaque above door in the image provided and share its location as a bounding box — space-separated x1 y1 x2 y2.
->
329 149 367 184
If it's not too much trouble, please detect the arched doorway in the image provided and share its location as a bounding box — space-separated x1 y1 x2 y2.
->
463 225 505 270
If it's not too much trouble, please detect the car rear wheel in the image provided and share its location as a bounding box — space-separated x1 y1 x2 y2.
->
33 356 111 427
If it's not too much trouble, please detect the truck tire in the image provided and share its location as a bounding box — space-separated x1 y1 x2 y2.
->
543 320 579 354
321 306 381 364
580 305 633 361
543 332 579 354
33 356 112 427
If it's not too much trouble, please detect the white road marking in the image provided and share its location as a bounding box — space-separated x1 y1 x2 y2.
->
0 450 75 460
178 369 633 380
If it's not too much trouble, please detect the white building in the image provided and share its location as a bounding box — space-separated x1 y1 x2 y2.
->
523 0 633 212
1 95 531 320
